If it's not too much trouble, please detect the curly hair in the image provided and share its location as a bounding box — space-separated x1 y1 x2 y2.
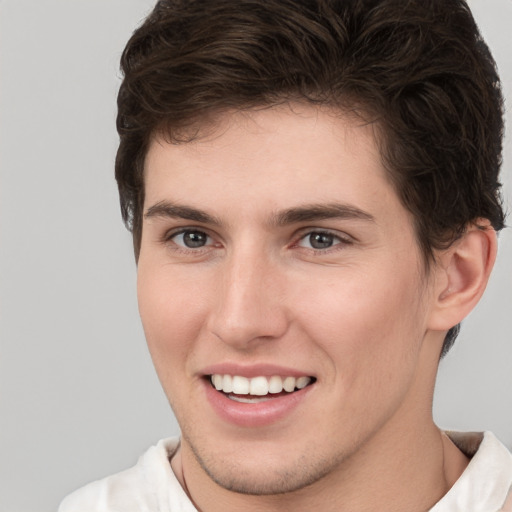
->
115 0 505 356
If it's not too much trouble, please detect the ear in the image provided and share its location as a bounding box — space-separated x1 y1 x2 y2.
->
428 221 498 331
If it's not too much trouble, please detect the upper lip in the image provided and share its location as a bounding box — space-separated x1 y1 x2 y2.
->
200 363 315 379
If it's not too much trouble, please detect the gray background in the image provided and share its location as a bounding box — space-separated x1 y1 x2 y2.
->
0 1 510 511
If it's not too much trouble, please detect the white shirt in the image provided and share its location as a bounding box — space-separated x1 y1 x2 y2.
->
59 432 512 512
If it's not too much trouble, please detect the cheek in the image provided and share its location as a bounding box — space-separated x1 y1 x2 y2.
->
293 265 428 385
137 265 210 375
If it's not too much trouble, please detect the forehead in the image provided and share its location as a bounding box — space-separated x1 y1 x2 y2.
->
144 104 392 209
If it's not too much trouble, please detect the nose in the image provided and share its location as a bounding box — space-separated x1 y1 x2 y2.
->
206 249 288 349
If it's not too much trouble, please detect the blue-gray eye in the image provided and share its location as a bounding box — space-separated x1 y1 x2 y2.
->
299 232 340 249
173 230 210 248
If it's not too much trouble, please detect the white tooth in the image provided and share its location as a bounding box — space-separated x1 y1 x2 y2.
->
249 376 269 396
232 375 250 395
296 376 311 390
212 374 223 390
222 374 233 393
283 376 296 392
268 375 283 394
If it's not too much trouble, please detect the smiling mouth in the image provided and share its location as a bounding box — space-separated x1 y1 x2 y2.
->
209 374 316 403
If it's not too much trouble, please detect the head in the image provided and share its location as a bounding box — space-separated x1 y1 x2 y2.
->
115 0 505 358
117 1 505 500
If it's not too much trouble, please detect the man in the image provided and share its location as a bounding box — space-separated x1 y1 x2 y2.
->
59 0 512 510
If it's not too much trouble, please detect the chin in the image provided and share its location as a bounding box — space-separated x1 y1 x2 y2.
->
185 432 342 496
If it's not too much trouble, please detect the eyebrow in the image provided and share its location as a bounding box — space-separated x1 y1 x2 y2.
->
144 200 375 226
270 203 375 226
144 201 222 226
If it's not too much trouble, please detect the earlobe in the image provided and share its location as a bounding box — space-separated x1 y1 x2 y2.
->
429 221 497 331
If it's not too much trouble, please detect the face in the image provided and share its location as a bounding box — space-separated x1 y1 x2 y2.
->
137 104 439 495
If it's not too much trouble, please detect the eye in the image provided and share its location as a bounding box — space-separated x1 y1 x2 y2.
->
297 231 347 250
171 229 212 249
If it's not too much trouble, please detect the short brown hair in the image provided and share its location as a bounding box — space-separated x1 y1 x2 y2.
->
115 0 505 355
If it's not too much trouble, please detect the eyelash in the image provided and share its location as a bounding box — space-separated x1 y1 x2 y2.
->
163 228 216 253
162 227 353 254
294 229 353 252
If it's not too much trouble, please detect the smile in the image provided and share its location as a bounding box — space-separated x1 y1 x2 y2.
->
203 372 316 426
210 374 314 401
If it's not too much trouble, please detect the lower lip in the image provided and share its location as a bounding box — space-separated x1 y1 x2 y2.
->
203 379 313 427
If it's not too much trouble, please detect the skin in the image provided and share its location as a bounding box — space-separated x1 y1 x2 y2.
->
137 104 477 511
